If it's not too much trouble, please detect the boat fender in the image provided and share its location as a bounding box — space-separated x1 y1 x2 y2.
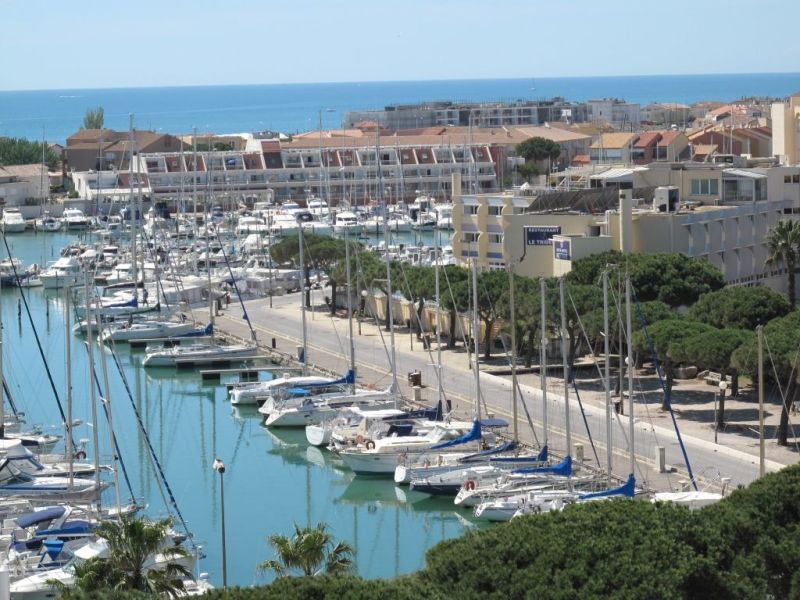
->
75 450 87 460
365 440 376 450
355 435 364 445
465 480 476 491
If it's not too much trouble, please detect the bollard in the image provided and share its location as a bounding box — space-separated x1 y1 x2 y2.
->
656 446 666 473
271 337 276 349
573 443 584 464
412 386 422 403
296 346 304 363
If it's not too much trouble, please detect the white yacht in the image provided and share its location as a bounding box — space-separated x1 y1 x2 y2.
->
434 204 453 230
100 320 209 343
232 371 352 406
263 387 398 428
40 256 82 289
270 212 300 237
62 208 90 230
142 342 256 368
34 211 62 232
305 406 406 447
1 208 27 233
332 211 363 236
338 420 478 475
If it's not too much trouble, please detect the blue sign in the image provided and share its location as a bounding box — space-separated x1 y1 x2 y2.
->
554 239 571 260
525 226 561 246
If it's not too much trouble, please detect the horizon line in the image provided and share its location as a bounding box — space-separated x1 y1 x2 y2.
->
2 70 799 94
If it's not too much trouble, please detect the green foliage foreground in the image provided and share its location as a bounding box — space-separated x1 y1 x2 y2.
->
68 465 800 599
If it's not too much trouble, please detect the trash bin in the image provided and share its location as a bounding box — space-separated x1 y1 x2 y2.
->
408 370 421 387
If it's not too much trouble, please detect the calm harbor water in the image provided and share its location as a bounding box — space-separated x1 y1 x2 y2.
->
1 231 475 586
2 73 800 142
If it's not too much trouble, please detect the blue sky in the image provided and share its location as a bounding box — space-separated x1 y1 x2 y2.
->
2 0 798 90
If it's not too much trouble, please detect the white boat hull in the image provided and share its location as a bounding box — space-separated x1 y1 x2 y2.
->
40 273 81 289
142 344 255 367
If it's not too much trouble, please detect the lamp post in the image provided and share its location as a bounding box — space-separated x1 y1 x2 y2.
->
212 458 227 588
714 380 728 444
359 290 368 335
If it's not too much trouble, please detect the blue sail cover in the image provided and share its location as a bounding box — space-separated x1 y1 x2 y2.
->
578 474 636 501
488 444 549 464
43 539 64 561
430 420 481 450
512 454 572 476
109 296 138 308
302 369 354 389
461 440 518 462
15 506 65 529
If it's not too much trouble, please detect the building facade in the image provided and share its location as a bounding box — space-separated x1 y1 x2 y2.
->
772 93 800 164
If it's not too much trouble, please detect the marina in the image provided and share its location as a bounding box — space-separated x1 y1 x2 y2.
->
0 230 483 589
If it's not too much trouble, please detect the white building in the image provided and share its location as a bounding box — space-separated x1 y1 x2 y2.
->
0 164 50 218
587 98 641 127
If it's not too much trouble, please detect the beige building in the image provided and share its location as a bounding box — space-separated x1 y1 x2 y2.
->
772 93 800 164
452 163 800 294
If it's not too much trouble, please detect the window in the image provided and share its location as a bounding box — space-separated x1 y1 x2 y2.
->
690 178 719 195
489 234 503 244
462 233 479 244
488 206 502 216
463 205 478 215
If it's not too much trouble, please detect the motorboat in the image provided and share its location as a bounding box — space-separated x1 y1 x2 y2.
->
0 440 100 479
332 211 363 236
142 342 256 368
40 256 82 289
62 208 90 230
0 459 109 503
652 490 723 510
434 204 453 230
1 208 27 233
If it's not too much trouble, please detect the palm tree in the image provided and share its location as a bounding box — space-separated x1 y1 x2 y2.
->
765 219 800 308
53 515 192 598
258 522 354 578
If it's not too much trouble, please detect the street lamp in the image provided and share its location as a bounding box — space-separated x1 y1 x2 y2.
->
714 380 728 444
212 458 227 588
359 290 368 335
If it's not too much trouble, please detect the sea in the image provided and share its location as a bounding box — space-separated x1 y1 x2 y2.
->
1 72 800 143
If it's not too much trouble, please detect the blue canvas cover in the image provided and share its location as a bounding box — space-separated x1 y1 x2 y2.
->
512 454 572 476
430 420 481 450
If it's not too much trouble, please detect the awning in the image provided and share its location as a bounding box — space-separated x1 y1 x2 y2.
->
722 168 767 179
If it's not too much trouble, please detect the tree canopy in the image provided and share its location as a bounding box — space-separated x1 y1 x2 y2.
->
0 137 59 171
83 106 105 129
77 465 800 600
567 251 725 308
765 219 800 308
516 137 561 162
688 285 790 330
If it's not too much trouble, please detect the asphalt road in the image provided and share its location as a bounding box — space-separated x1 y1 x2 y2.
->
218 291 777 491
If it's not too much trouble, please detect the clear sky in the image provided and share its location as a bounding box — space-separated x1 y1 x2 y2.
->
2 0 799 91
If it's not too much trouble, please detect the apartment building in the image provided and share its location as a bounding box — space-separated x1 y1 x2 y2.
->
344 99 590 130
587 98 641 127
452 163 800 296
65 129 187 172
0 164 49 218
73 126 588 208
772 93 800 164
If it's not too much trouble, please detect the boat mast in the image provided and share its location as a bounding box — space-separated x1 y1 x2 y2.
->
344 222 355 394
540 278 548 447
192 127 198 241
626 275 635 476
603 269 613 482
435 230 443 411
299 226 308 376
508 262 518 444
0 257 4 440
95 303 122 512
559 277 571 456
83 270 102 511
471 252 482 421
206 147 215 341
377 131 398 402
129 114 138 295
65 289 74 490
